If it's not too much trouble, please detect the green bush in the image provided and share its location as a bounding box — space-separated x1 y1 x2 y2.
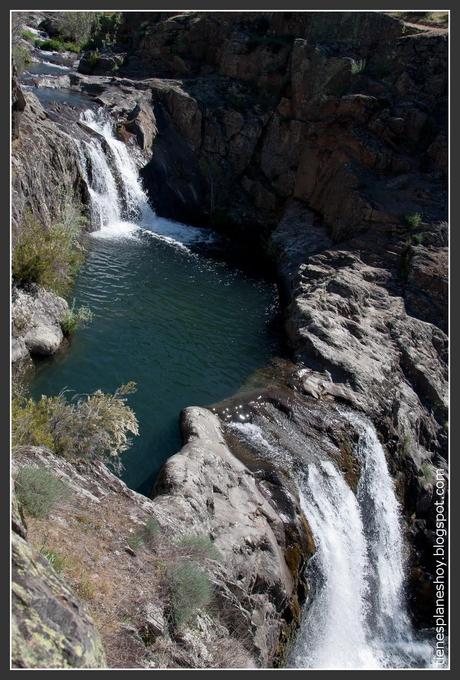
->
142 517 161 544
127 534 144 551
12 383 139 466
404 212 423 230
178 534 221 562
60 301 93 336
412 232 425 245
15 466 68 519
52 12 98 45
34 37 80 53
351 58 366 75
87 13 122 49
12 210 85 294
21 29 36 43
169 563 213 627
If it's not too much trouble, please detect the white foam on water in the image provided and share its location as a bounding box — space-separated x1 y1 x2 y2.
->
89 221 140 241
78 108 214 250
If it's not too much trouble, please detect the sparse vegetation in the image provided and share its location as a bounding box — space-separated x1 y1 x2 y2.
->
127 533 144 551
404 212 423 230
178 534 222 562
412 232 425 245
15 466 68 519
420 461 435 484
12 383 139 467
34 37 81 53
60 300 94 336
12 207 86 295
169 563 213 627
401 432 412 456
127 517 161 552
86 12 123 49
47 12 98 46
40 547 67 573
350 58 366 75
76 577 97 600
21 29 36 43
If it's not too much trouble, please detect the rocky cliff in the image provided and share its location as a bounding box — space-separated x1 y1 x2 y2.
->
11 10 448 668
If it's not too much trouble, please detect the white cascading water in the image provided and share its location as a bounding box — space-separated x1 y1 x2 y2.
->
291 460 379 669
232 417 435 669
77 108 212 246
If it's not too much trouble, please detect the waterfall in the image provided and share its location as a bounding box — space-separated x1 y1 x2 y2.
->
230 416 435 669
290 460 380 669
77 108 213 247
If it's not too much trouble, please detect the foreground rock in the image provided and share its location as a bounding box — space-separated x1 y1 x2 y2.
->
12 407 311 668
12 495 106 669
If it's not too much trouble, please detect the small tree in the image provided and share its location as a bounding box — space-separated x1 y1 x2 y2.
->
54 12 98 45
12 383 139 469
12 208 86 294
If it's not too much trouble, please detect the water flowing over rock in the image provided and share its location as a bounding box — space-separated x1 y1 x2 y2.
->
11 9 448 669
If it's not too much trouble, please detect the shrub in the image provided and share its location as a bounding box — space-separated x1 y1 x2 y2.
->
169 563 213 627
76 577 97 600
127 517 160 552
12 396 55 449
142 517 161 544
87 13 122 49
351 58 366 75
12 383 139 467
53 12 98 45
34 37 82 53
15 466 68 518
404 212 423 230
412 232 425 245
12 209 85 295
60 301 94 336
21 29 36 42
40 547 67 573
127 533 144 551
178 534 222 562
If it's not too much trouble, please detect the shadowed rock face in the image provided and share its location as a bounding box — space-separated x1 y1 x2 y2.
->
104 11 447 244
11 91 88 235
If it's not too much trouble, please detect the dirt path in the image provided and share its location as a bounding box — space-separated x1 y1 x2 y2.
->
403 20 448 35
